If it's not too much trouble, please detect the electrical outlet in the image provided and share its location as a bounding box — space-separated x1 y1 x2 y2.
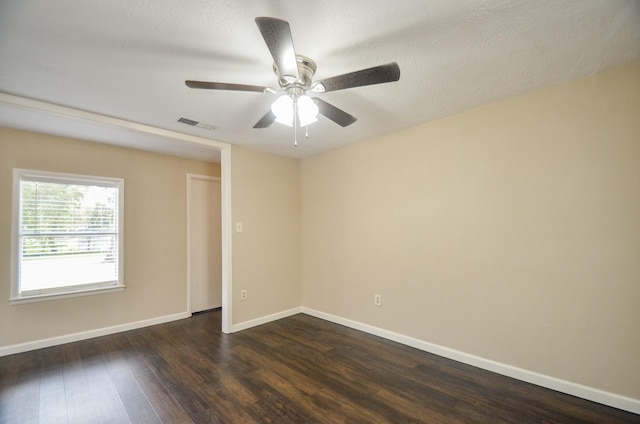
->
374 293 382 307
240 289 247 301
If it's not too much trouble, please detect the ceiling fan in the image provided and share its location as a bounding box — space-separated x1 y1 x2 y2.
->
185 17 400 140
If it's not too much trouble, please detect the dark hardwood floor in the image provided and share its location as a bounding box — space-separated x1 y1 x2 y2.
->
1 310 638 423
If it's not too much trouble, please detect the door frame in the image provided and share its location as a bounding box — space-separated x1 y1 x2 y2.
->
190 146 232 334
187 174 222 314
187 152 232 333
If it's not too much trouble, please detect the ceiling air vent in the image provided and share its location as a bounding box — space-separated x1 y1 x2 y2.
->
178 117 215 130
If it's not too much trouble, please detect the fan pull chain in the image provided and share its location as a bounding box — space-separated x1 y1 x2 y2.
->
305 125 309 139
293 98 298 146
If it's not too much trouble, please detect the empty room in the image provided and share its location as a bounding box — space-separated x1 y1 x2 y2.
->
1 1 639 422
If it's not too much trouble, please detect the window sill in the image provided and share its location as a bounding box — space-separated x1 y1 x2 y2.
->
10 285 125 305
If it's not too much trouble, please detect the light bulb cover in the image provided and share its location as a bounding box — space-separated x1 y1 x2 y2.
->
271 95 294 127
297 95 319 127
270 94 319 127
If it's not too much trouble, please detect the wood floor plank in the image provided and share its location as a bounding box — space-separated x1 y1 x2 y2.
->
110 368 161 424
310 387 391 424
62 347 107 423
36 345 68 421
0 355 20 423
134 370 194 423
81 351 133 423
1 310 638 423
232 343 321 397
374 386 460 424
9 371 40 423
38 365 67 424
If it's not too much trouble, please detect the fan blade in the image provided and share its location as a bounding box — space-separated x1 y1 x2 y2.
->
255 17 299 83
185 80 269 92
312 62 400 93
253 110 276 128
314 98 357 127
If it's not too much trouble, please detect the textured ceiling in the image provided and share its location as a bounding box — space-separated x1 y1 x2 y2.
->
1 0 639 161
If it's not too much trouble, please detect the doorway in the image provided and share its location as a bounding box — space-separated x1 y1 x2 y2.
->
187 174 222 313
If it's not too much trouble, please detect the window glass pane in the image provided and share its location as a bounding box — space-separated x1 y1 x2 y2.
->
16 172 121 297
21 235 118 292
21 182 117 234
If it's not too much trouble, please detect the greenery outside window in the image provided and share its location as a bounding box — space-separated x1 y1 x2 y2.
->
12 169 124 303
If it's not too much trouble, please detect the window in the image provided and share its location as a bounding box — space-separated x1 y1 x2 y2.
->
12 169 124 303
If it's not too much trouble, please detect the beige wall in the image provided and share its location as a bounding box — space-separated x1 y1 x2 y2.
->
0 128 219 347
230 145 300 324
300 63 640 399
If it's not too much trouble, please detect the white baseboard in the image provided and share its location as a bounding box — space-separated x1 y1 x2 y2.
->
300 307 640 415
0 312 190 357
230 307 302 332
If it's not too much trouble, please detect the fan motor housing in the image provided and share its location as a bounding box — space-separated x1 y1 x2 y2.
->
274 55 316 89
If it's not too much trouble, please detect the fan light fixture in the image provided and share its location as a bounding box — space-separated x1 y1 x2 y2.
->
271 94 318 127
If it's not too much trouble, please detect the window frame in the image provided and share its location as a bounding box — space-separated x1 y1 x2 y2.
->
11 169 125 304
